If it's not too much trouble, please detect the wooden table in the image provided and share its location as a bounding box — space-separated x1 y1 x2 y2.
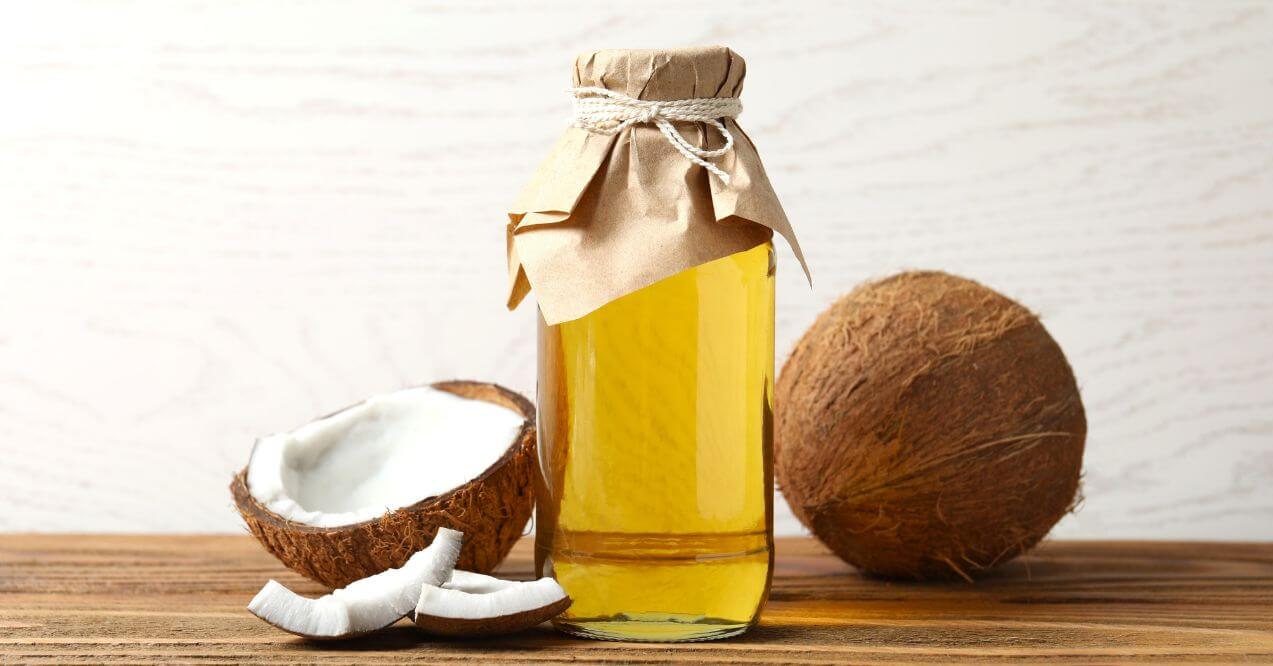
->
1 536 1270 663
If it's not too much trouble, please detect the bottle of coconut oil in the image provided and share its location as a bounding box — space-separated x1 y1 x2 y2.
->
505 47 807 642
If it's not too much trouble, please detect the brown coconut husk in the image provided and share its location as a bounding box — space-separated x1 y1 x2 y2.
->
775 271 1085 581
231 380 536 589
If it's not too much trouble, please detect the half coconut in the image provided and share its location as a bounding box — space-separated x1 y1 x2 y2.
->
231 381 536 588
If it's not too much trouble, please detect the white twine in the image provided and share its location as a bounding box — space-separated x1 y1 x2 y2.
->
567 86 742 184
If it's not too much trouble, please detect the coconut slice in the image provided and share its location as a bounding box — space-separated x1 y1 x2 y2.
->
248 581 352 638
231 381 536 588
248 528 463 639
413 572 571 638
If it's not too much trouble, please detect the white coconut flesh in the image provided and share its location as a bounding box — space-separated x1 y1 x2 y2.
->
246 387 525 527
445 570 522 594
415 573 569 623
248 581 351 638
248 528 463 639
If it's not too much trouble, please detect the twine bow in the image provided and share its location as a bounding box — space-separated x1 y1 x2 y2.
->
567 86 742 184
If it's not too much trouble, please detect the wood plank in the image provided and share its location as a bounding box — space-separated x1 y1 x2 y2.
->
1 536 1270 663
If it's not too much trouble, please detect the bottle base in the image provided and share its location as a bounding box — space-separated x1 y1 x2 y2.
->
551 614 753 642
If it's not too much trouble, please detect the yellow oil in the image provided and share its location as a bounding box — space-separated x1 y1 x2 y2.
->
535 241 775 642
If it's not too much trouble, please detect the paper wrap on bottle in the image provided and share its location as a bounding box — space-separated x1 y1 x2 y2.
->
506 46 809 324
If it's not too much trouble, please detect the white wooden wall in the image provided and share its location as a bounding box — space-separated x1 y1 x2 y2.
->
2 1 1270 539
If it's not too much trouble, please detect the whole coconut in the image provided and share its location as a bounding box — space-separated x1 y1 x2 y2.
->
776 271 1085 581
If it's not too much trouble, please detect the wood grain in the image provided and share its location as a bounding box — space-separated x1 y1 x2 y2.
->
0 536 1270 663
1 1 1271 538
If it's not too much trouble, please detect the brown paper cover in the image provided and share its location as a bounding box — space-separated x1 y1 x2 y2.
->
507 46 809 324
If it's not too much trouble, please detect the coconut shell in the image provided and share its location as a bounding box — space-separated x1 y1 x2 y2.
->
231 380 536 589
775 272 1085 581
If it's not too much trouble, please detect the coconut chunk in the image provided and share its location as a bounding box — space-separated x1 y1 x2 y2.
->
249 580 352 638
413 574 571 637
246 386 526 528
248 528 463 639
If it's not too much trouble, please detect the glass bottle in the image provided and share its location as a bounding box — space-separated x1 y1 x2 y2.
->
505 46 806 642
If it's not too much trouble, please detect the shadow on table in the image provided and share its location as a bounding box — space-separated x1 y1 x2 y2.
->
285 622 823 652
291 624 573 653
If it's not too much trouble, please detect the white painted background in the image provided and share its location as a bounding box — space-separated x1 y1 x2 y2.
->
2 1 1270 539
